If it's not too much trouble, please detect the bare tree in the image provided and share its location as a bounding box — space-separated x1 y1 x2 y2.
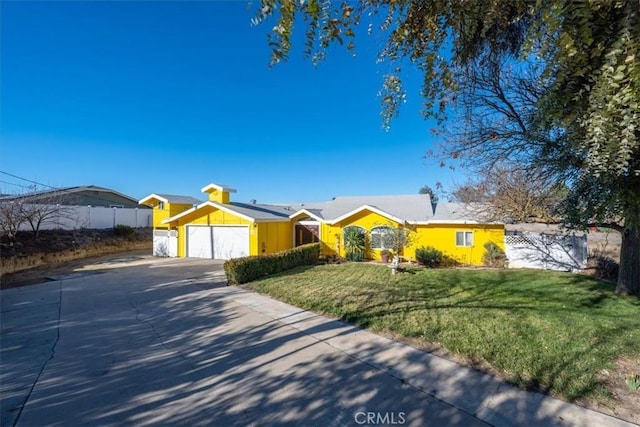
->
0 201 26 243
452 166 566 224
0 190 79 241
20 202 76 240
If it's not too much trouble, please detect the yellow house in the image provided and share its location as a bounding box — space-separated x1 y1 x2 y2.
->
138 193 203 257
139 183 505 265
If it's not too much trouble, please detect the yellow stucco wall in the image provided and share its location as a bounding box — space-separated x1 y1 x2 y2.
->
257 222 293 255
151 202 195 229
316 209 505 265
152 200 504 265
165 205 291 258
204 189 230 204
322 210 403 260
406 223 505 265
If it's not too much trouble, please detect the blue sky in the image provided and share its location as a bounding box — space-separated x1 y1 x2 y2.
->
1 1 461 204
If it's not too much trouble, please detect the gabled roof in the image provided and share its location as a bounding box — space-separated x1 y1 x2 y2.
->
289 194 434 224
327 204 406 225
139 193 202 206
288 208 324 221
1 185 142 207
163 201 291 224
148 182 500 226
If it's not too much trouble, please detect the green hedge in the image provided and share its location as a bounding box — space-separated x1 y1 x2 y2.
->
224 243 321 285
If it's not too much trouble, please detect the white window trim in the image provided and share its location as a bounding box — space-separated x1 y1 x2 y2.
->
455 231 474 247
370 226 395 250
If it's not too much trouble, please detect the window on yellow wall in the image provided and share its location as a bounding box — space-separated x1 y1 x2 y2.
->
158 201 165 210
456 231 473 246
371 226 395 249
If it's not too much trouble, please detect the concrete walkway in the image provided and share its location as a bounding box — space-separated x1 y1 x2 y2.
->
1 256 636 426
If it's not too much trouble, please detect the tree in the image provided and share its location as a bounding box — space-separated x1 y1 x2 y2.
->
451 166 565 223
252 0 640 296
418 185 438 204
0 201 26 243
0 191 79 241
20 202 76 241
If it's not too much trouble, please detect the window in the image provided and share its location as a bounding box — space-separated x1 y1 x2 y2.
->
158 201 165 210
456 231 473 247
370 226 395 250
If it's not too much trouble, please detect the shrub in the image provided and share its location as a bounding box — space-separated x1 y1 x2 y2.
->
415 246 443 268
441 254 460 267
483 241 506 268
224 243 320 285
589 254 619 281
346 251 365 261
343 226 366 262
114 224 135 239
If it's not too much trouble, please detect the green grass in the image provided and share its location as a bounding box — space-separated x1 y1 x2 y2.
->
244 263 640 404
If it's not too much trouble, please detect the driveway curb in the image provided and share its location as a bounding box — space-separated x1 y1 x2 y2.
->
222 286 636 427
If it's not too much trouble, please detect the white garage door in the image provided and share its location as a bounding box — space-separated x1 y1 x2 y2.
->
186 226 249 260
213 226 250 259
187 226 214 258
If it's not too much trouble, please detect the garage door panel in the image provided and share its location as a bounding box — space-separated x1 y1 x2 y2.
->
187 226 213 258
212 226 249 259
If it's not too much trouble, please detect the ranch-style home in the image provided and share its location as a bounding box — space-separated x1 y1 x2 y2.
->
139 183 505 265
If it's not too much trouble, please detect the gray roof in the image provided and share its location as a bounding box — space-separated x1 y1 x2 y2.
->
432 203 486 222
294 194 434 223
0 185 142 207
156 194 203 205
160 191 499 224
225 202 291 221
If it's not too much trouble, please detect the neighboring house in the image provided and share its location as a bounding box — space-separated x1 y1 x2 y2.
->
0 185 146 208
139 183 505 265
0 186 152 231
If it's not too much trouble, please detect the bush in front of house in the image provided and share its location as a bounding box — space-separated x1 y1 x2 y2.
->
343 226 366 262
346 251 365 261
415 246 443 268
224 243 321 285
482 241 506 267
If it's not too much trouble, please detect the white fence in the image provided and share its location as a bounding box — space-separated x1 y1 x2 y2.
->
504 232 588 272
17 204 152 230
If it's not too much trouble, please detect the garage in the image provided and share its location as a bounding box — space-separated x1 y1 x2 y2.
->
186 225 249 259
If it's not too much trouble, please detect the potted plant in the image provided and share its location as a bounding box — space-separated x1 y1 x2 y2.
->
380 249 391 263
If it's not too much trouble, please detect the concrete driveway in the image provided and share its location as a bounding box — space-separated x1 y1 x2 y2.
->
1 256 634 427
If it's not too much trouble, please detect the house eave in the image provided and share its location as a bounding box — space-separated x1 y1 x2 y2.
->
139 193 169 206
417 220 503 225
328 205 405 225
289 209 324 222
162 201 258 224
254 218 292 223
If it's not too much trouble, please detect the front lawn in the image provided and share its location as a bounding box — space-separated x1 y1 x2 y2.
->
244 263 640 405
